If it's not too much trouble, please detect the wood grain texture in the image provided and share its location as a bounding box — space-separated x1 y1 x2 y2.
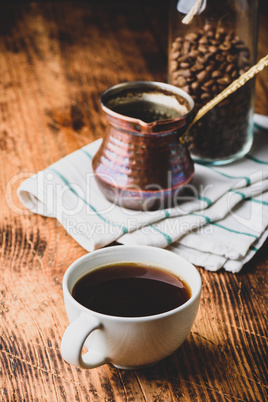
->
0 1 267 401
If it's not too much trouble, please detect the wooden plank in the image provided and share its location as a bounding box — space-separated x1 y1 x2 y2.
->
0 1 267 401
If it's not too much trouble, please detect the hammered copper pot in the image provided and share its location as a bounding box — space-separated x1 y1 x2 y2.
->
92 81 195 211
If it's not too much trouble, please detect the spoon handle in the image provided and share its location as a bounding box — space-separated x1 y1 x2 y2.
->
182 54 268 143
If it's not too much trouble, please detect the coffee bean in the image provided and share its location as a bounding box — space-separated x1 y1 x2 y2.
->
196 71 208 82
182 41 191 54
206 65 215 73
171 51 180 60
201 85 210 93
215 32 225 41
198 45 208 53
197 56 207 64
177 54 191 63
231 69 239 78
169 23 252 161
180 62 191 69
208 45 218 53
203 24 212 32
199 37 208 45
206 30 215 38
215 54 224 62
171 42 181 52
185 32 199 41
217 76 231 85
189 50 199 59
175 76 187 87
219 42 231 51
211 70 222 78
201 93 211 101
219 63 228 72
220 99 231 107
191 81 200 92
182 85 190 93
170 60 178 72
176 69 192 78
203 79 214 88
218 85 226 92
227 54 237 63
191 63 204 72
226 64 235 73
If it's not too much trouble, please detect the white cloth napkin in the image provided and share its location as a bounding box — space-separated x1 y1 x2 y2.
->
17 114 268 273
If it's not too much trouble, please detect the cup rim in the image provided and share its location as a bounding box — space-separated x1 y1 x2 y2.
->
62 245 202 322
100 81 195 133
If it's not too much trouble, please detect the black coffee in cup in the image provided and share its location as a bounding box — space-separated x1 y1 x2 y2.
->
71 263 191 317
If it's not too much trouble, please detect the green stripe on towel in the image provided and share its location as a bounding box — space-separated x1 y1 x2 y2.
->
190 212 258 239
229 190 268 206
190 212 211 224
212 223 258 239
197 195 212 206
228 189 246 200
80 148 93 160
164 210 171 218
247 198 268 206
249 245 258 252
202 165 251 186
149 224 173 245
49 167 128 234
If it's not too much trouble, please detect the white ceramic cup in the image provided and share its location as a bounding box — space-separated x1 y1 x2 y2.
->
61 245 202 370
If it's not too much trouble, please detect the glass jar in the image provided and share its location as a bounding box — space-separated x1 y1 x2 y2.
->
168 0 259 165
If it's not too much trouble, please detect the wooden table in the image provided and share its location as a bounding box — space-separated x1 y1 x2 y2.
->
1 1 267 400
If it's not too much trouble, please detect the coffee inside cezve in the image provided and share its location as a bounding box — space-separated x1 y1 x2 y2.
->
111 101 183 123
72 263 191 317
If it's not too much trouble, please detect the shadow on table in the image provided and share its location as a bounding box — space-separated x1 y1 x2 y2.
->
111 334 234 396
240 237 268 275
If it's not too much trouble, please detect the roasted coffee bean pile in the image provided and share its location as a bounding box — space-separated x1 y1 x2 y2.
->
169 24 253 161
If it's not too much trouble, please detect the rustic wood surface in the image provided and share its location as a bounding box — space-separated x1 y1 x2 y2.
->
0 1 267 401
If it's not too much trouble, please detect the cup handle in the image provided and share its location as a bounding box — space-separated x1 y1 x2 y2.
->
61 313 107 369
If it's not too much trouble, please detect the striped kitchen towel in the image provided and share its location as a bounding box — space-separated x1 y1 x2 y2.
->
17 114 268 273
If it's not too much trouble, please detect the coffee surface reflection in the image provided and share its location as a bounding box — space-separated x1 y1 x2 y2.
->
72 262 191 317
